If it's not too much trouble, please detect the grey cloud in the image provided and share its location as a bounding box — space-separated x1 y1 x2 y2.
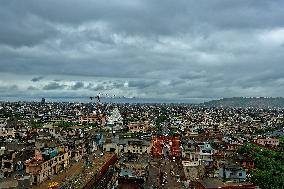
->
53 79 62 82
1 0 283 40
128 80 159 89
112 81 125 89
0 84 23 98
0 5 58 47
179 71 207 80
31 76 44 82
85 81 126 91
0 84 18 92
1 0 284 99
93 85 106 91
27 86 38 90
70 82 84 90
42 82 66 90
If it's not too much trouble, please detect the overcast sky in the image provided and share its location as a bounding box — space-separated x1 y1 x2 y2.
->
1 0 284 100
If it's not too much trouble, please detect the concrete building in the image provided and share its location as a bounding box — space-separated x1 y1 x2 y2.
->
219 164 247 183
187 143 215 166
104 139 151 155
255 137 279 147
128 121 149 133
79 114 106 125
0 128 15 138
25 148 71 185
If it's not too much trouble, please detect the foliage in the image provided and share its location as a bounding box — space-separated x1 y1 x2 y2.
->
278 136 284 142
55 120 75 128
85 122 98 127
155 114 167 126
238 143 284 189
31 119 43 128
155 114 167 131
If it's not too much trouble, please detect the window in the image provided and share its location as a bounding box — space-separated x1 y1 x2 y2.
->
239 172 242 176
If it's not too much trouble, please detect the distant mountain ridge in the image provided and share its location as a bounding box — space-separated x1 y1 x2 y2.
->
203 97 284 109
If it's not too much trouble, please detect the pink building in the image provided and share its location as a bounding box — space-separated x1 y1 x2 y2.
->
255 137 279 147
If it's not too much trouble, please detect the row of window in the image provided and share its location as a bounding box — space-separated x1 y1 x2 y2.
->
43 152 70 169
261 140 278 143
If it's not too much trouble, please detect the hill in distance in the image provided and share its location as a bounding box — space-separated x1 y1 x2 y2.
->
203 97 284 109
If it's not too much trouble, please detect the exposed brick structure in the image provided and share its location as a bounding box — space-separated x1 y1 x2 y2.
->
151 136 181 158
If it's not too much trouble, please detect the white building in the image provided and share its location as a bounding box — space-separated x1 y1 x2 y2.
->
186 143 215 166
107 108 123 125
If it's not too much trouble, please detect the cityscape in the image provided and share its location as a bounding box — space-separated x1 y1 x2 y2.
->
1 0 284 189
0 99 283 188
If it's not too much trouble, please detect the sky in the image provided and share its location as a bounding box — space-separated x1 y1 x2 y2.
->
0 0 284 101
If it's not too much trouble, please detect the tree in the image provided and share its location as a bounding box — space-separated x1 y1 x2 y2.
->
31 119 43 129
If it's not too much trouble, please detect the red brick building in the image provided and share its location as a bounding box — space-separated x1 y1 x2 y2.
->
151 136 181 158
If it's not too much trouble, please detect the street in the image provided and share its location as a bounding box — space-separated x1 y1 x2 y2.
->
145 158 185 189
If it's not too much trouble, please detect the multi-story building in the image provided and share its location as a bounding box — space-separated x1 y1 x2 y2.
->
127 121 149 133
79 114 106 125
25 148 71 185
151 136 181 158
187 143 215 166
1 151 16 178
103 139 151 155
0 128 15 138
219 164 247 183
255 137 279 147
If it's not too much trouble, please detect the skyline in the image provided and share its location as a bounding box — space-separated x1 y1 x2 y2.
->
1 0 284 100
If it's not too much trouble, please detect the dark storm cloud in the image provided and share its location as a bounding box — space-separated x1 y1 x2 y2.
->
7 0 282 34
1 0 284 99
0 3 57 47
31 76 44 82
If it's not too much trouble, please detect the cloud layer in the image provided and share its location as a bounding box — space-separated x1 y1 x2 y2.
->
1 0 284 100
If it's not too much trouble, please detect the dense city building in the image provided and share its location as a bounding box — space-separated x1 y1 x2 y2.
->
0 101 283 188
